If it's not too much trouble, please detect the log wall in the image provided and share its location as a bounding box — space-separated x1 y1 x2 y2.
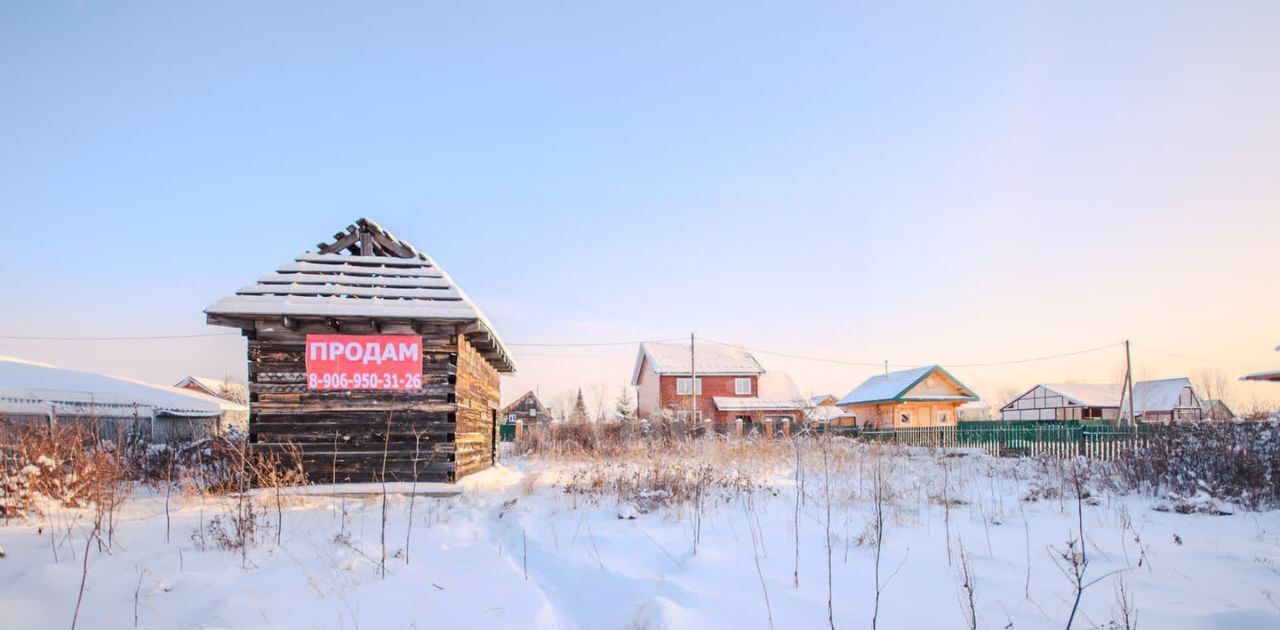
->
454 332 500 478
243 326 499 483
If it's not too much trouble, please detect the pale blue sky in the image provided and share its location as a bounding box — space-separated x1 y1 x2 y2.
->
2 2 1277 409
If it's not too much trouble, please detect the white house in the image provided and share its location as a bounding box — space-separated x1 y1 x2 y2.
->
1000 377 1203 424
1000 383 1124 422
0 357 247 441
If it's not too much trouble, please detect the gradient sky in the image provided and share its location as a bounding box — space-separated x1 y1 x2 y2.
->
2 2 1277 412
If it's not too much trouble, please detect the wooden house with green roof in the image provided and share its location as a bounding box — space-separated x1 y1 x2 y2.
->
836 365 979 429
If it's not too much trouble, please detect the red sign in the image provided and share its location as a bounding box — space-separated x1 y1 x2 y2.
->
305 335 423 390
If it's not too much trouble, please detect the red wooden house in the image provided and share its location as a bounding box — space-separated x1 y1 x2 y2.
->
630 340 804 426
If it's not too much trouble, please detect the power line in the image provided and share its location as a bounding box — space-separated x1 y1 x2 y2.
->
1131 342 1222 367
507 337 685 348
0 332 240 341
0 329 1126 370
0 332 683 346
945 342 1124 368
698 337 1123 369
691 340 890 368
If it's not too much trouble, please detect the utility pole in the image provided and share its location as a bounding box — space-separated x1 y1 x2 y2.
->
1124 340 1136 427
690 333 698 422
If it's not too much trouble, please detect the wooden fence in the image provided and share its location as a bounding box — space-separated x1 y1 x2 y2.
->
856 421 1150 460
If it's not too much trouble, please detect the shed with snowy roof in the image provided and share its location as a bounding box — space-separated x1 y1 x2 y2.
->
1121 377 1202 424
205 218 513 483
837 365 978 429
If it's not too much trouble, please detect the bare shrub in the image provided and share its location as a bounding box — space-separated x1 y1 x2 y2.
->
190 499 270 552
1113 421 1280 510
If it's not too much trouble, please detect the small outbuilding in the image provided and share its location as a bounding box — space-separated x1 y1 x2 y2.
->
1200 399 1235 422
837 365 979 430
175 376 249 404
1121 377 1203 424
205 218 515 483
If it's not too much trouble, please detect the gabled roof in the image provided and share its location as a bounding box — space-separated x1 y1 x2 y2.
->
175 376 248 403
501 391 549 417
1242 369 1280 383
0 356 232 418
838 365 978 406
810 394 838 406
999 383 1125 411
630 340 764 385
1124 377 1198 413
205 218 514 373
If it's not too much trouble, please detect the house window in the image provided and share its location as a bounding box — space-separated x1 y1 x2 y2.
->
676 378 703 395
508 413 517 422
735 378 752 395
529 407 537 418
675 410 703 422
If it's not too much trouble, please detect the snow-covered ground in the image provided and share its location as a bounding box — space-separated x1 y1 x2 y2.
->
3 446 1279 629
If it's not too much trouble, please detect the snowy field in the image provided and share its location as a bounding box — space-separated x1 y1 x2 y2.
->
3 442 1280 629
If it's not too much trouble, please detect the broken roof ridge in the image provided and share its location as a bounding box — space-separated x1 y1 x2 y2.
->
206 217 515 373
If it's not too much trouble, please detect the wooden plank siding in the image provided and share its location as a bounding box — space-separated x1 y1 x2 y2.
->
244 330 499 483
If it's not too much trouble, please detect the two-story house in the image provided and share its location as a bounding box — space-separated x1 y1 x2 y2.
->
630 340 804 425
501 390 550 425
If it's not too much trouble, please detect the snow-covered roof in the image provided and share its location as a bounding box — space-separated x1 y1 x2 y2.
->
1241 369 1280 383
1200 398 1234 414
500 391 549 416
630 340 764 385
759 371 802 401
712 397 805 411
175 376 248 402
1124 377 1198 413
1040 383 1124 408
205 218 514 373
838 365 978 406
806 405 846 422
0 357 230 419
810 394 837 406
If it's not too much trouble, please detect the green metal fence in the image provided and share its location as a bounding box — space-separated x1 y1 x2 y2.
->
857 421 1149 459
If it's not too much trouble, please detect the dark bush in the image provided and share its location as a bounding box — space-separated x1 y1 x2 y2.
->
1114 422 1280 510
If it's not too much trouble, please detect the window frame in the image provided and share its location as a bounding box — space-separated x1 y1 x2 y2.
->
676 377 703 395
734 377 752 395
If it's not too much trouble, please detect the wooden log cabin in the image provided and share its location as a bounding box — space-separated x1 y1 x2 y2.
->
205 218 515 483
